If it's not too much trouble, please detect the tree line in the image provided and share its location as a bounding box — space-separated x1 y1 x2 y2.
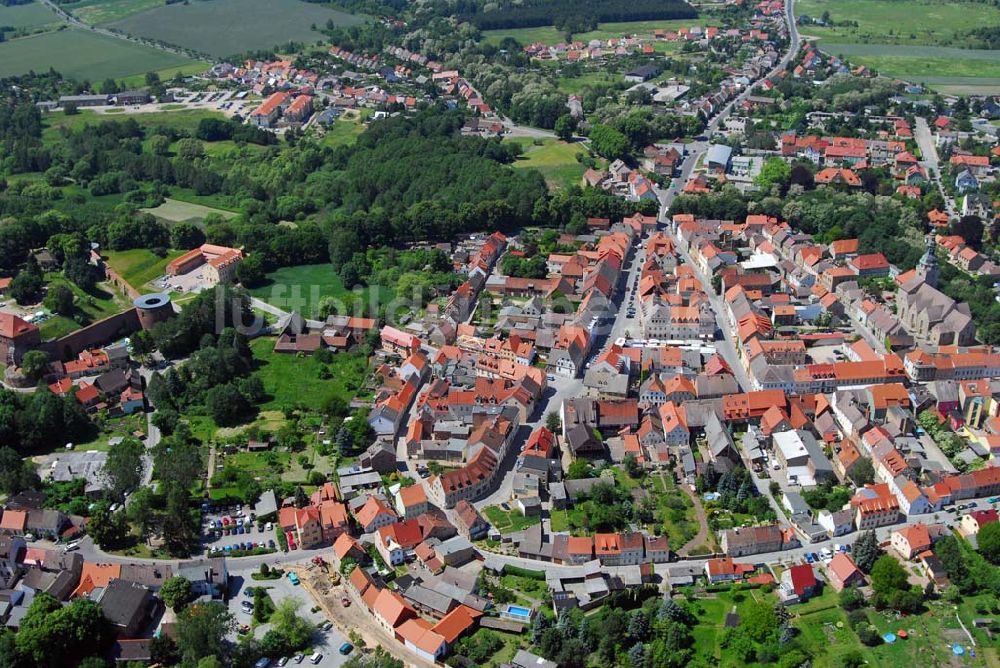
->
461 0 697 31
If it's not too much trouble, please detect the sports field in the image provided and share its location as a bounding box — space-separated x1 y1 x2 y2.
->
0 28 200 81
796 0 1000 47
108 0 363 58
60 0 163 25
0 1 60 30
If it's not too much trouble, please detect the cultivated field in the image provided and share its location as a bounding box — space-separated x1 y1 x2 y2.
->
796 0 1000 47
0 1 60 29
0 28 199 81
143 198 238 224
60 0 163 25
483 18 719 46
108 0 364 58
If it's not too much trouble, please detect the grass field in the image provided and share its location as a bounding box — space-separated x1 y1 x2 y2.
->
556 71 624 95
0 27 200 81
0 1 60 30
249 263 394 318
104 248 184 289
796 0 1000 48
507 137 591 191
108 0 364 58
143 198 237 224
37 277 130 340
820 42 1000 82
318 109 372 148
250 337 367 412
483 18 715 47
118 61 210 88
43 108 226 146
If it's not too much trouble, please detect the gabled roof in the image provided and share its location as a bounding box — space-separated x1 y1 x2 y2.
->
373 588 416 627
826 553 861 585
354 496 397 529
788 563 816 596
431 604 482 643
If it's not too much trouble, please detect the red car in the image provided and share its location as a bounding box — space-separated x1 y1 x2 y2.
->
286 531 297 550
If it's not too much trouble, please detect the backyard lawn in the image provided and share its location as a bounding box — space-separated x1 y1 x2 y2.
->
104 248 185 290
483 506 540 533
653 472 702 550
250 337 368 412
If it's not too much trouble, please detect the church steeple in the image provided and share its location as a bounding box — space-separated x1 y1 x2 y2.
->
917 233 938 288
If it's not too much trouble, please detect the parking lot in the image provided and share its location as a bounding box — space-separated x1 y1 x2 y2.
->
201 504 279 556
228 565 352 668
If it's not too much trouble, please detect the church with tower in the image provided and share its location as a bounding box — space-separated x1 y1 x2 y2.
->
895 234 975 349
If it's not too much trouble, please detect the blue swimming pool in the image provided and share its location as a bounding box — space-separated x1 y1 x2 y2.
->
503 605 533 620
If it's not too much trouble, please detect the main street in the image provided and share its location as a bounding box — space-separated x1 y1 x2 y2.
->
914 115 957 217
655 0 801 224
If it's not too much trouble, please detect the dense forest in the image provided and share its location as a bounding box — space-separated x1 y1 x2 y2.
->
458 0 697 31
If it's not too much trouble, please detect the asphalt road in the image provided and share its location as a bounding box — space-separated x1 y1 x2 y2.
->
915 116 956 217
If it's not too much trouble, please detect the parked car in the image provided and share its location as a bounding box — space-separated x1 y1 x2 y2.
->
293 656 304 664
277 658 289 667
287 572 300 586
339 642 353 656
310 653 323 664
